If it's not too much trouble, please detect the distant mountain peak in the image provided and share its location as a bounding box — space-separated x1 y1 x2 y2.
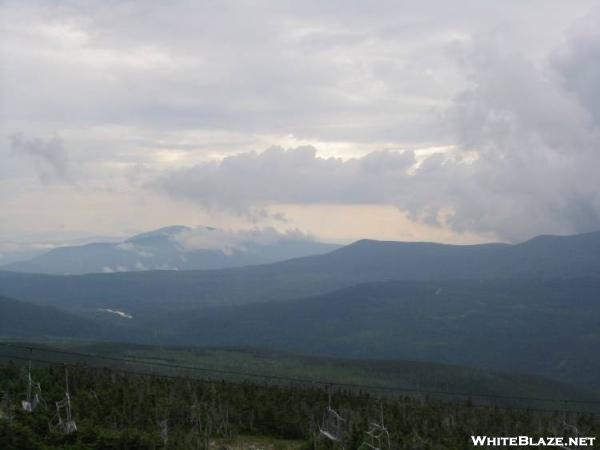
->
1 225 338 275
126 225 193 243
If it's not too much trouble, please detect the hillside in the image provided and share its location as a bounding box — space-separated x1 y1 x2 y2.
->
0 296 117 341
2 277 600 392
158 278 600 390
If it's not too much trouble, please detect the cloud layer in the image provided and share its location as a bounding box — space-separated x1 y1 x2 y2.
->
173 226 318 255
156 8 600 242
1 1 600 243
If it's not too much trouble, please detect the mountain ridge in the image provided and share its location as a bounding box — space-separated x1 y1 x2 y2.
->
1 225 339 275
1 230 600 390
1 230 600 314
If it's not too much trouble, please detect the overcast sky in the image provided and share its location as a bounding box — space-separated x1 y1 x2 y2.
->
2 0 600 252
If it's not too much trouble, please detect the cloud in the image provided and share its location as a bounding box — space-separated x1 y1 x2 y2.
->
552 7 600 126
2 1 600 243
438 18 600 240
155 146 417 211
115 242 153 258
155 7 600 242
9 134 71 183
173 226 318 255
5 0 579 147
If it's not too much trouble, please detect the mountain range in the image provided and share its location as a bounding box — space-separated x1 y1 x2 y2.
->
2 230 600 313
1 230 600 391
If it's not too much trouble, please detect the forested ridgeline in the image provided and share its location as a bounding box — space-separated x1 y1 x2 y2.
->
1 362 599 450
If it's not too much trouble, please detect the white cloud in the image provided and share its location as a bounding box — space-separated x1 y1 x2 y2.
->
173 226 318 255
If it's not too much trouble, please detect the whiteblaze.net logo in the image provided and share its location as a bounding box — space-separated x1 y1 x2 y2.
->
471 435 596 447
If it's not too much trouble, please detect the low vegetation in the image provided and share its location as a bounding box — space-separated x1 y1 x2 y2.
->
1 362 599 449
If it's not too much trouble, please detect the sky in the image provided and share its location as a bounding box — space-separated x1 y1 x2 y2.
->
1 0 600 255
